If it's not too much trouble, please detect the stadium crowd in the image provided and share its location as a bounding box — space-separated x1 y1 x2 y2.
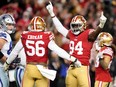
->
0 0 116 87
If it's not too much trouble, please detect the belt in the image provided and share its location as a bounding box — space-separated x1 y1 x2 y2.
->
27 62 47 67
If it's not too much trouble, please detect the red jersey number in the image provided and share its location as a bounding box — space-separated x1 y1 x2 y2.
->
26 40 45 56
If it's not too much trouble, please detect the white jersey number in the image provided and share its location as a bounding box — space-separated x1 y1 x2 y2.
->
26 40 45 56
69 41 83 55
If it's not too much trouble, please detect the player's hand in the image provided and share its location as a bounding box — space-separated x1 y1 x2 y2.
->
74 59 82 67
70 56 82 67
46 1 55 17
99 11 107 28
3 62 10 71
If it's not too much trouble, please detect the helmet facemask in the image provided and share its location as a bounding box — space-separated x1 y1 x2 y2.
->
70 15 87 35
71 21 85 35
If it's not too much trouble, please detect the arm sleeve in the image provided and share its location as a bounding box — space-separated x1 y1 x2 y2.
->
48 40 71 61
6 39 23 64
52 17 68 37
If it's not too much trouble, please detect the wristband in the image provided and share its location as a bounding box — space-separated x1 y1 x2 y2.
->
51 15 55 18
98 24 104 29
0 51 4 59
70 56 78 62
6 61 9 65
74 58 77 63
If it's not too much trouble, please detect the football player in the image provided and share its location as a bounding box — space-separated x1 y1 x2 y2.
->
4 16 82 87
95 32 116 87
0 13 16 87
46 1 107 87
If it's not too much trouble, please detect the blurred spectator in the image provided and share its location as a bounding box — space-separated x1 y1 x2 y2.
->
109 57 116 87
48 51 61 87
17 11 30 31
1 2 22 21
57 59 70 87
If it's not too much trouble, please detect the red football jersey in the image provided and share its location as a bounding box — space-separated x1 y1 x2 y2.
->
95 47 113 82
21 31 54 63
67 29 93 65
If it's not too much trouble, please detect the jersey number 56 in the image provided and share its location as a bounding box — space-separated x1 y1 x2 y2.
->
26 40 45 56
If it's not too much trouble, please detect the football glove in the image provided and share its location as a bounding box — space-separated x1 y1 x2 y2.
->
3 62 10 71
70 56 82 67
98 11 107 28
46 1 55 17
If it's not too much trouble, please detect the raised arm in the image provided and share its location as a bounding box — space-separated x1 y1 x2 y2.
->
46 1 68 37
88 12 107 42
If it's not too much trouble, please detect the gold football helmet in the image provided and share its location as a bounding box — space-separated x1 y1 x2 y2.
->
70 15 87 35
97 32 113 47
28 16 46 31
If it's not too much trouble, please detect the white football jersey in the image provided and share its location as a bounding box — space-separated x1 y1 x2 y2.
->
0 30 12 66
